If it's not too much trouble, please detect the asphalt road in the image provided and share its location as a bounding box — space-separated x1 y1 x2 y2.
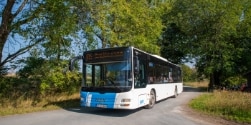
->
0 86 210 125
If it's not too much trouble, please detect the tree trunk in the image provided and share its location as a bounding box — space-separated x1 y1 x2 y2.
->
0 42 4 67
209 70 221 91
0 0 15 68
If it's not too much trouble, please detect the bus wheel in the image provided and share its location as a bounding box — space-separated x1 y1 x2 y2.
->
145 90 155 109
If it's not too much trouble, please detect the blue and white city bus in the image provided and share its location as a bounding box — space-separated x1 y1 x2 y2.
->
69 46 183 109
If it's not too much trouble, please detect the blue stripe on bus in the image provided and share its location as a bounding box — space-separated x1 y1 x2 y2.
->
80 92 116 109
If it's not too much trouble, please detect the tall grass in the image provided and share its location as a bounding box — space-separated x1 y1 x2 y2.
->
189 91 251 123
0 93 80 116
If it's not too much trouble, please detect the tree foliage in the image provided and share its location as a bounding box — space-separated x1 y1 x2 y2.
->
160 0 251 89
158 23 189 64
0 0 169 68
0 0 78 68
181 64 197 82
17 57 81 96
73 0 166 54
1 0 251 96
0 0 171 99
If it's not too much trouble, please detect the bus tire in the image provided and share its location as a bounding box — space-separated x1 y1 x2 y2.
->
145 90 156 109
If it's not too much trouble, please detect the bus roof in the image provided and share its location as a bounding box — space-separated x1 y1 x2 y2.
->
132 47 180 68
83 46 180 67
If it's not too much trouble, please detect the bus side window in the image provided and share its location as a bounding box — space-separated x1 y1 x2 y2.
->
148 62 155 84
134 57 147 88
149 76 154 84
163 76 168 83
168 68 173 83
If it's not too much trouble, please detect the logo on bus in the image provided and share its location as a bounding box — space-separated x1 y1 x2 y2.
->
96 98 105 102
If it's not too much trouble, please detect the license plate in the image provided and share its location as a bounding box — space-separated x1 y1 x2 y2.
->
97 104 107 108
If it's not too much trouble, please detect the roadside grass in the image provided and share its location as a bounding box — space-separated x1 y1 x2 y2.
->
189 90 251 123
0 93 80 116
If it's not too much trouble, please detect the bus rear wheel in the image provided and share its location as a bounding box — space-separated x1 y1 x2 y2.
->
145 90 155 109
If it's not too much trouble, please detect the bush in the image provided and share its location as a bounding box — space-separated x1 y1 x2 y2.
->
222 76 246 90
40 67 81 95
0 58 81 105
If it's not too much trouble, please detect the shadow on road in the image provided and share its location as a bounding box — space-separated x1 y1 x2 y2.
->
183 86 208 92
44 98 141 117
66 107 142 117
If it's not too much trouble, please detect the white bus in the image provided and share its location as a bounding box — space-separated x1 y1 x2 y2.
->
69 46 183 109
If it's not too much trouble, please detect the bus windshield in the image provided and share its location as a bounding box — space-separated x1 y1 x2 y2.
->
83 61 132 93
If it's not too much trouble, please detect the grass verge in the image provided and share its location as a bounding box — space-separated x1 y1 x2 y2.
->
189 90 251 123
0 93 80 116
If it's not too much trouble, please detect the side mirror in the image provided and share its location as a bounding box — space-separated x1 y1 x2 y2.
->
69 56 83 71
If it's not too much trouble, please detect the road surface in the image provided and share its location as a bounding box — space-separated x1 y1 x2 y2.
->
0 86 212 125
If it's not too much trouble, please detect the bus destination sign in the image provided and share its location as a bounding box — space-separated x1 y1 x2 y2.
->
84 50 125 63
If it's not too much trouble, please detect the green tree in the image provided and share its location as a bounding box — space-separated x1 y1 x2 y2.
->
158 23 189 64
74 0 166 54
39 0 77 62
162 0 250 89
234 0 251 73
0 0 77 69
181 64 197 82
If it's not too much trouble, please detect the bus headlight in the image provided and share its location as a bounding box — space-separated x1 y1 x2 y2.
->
121 99 131 102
